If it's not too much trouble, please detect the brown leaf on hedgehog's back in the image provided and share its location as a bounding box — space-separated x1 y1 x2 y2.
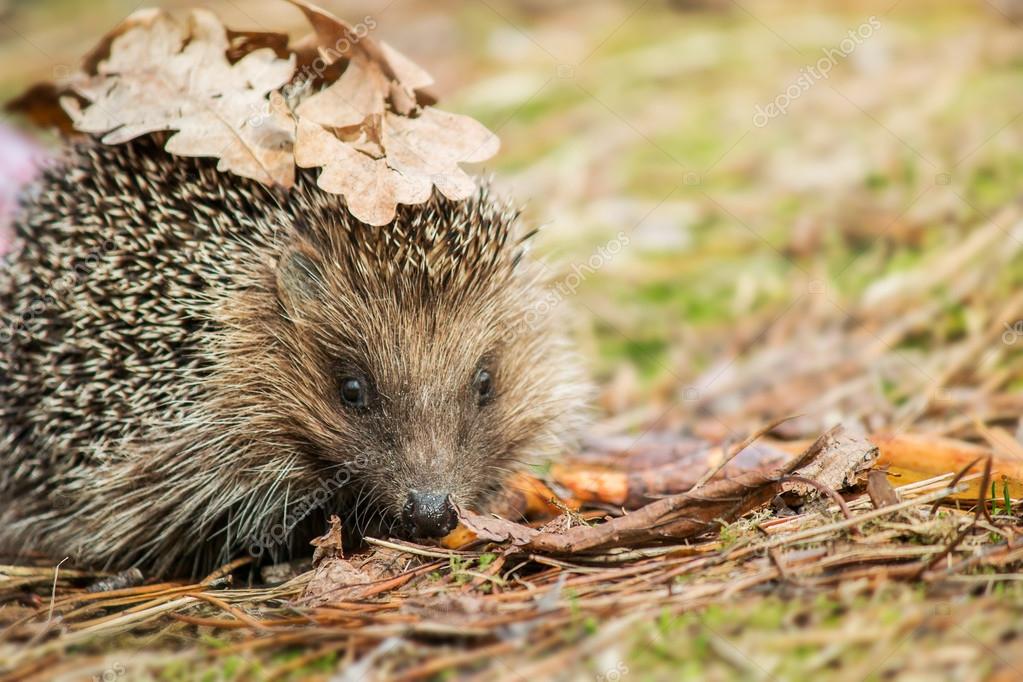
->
284 0 495 216
385 108 501 202
80 7 167 75
284 0 433 104
11 0 500 223
295 119 430 225
5 8 171 134
225 29 292 63
378 41 434 94
294 103 501 219
65 8 297 188
286 0 363 57
4 84 75 135
295 54 388 130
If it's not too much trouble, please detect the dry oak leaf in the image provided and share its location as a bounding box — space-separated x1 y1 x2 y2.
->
285 0 433 114
384 109 501 201
293 109 499 225
295 118 431 226
285 0 497 225
13 0 501 226
302 515 381 606
455 505 538 545
296 54 388 130
310 514 345 566
63 8 297 188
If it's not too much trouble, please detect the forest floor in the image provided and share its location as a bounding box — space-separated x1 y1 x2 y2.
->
3 0 1023 679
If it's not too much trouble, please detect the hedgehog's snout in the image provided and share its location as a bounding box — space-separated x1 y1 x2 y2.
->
401 490 458 539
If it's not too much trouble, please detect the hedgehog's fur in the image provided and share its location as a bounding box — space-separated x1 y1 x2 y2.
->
0 137 586 576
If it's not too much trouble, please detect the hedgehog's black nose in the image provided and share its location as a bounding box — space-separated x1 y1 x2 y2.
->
402 490 457 538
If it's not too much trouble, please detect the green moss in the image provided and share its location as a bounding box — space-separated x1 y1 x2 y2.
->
477 552 498 571
615 588 1023 680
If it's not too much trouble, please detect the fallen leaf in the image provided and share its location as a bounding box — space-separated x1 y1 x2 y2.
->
488 471 575 519
302 516 393 605
873 433 1023 498
525 426 843 554
301 558 375 606
556 437 801 509
455 506 538 545
867 470 899 508
551 463 629 506
310 514 345 566
441 526 478 550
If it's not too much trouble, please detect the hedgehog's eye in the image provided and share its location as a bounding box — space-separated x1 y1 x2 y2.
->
340 377 367 408
473 369 494 406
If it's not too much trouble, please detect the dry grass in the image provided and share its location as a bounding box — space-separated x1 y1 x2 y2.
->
2 469 1022 680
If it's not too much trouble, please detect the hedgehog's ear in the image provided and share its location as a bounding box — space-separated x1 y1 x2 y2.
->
276 239 324 317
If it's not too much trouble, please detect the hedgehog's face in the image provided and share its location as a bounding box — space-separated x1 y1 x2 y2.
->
265 210 586 542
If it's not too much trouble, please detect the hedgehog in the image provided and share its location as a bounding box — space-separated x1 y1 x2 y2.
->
0 136 587 576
